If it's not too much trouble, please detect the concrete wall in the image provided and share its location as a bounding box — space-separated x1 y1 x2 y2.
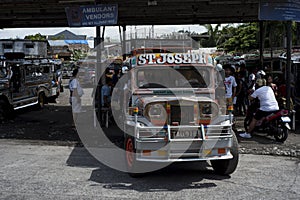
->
0 40 47 57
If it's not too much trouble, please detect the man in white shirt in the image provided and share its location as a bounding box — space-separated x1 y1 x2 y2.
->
69 68 84 127
240 78 279 138
223 65 237 113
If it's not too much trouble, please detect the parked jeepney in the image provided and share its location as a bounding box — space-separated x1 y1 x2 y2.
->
0 53 55 120
121 52 238 176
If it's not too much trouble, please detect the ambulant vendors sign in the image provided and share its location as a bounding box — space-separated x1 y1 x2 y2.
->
66 4 118 27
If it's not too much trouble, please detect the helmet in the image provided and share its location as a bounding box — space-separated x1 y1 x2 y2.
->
216 64 223 71
256 70 266 79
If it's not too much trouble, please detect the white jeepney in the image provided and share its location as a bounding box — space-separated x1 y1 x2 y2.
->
122 52 239 176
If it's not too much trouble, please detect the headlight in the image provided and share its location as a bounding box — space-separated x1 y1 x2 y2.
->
0 84 7 89
149 104 162 116
202 104 211 114
144 103 167 126
199 102 219 118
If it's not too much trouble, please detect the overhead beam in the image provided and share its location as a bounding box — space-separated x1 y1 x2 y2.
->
0 0 260 28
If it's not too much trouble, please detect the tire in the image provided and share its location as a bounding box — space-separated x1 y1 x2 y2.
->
211 134 239 175
0 100 15 121
37 93 46 109
274 125 288 143
124 135 145 178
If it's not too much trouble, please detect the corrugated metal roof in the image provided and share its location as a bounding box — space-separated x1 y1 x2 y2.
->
48 40 68 46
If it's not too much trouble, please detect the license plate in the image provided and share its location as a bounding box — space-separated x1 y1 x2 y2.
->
173 130 200 138
281 116 291 123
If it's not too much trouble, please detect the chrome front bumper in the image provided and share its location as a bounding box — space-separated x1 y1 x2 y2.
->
133 116 234 162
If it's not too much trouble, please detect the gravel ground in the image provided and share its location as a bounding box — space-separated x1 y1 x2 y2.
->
235 117 300 158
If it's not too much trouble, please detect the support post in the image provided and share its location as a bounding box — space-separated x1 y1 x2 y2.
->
259 21 264 70
122 25 126 61
94 26 103 127
286 21 292 112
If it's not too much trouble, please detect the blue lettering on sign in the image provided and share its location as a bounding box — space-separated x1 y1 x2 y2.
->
66 4 118 27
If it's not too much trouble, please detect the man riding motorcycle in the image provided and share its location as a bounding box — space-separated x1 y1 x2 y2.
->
239 78 279 139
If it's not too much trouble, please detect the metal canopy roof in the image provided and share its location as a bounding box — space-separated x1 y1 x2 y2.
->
0 0 260 28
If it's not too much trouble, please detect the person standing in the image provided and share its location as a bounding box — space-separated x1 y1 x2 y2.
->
223 65 237 113
236 72 247 115
69 68 84 125
101 78 113 107
248 68 257 92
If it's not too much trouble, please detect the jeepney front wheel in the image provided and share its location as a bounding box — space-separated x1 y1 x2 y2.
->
124 135 145 178
210 134 239 175
37 92 46 109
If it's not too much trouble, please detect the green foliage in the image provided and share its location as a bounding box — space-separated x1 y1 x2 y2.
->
24 33 46 40
50 35 65 40
200 24 221 47
199 22 300 53
71 49 87 61
217 23 259 53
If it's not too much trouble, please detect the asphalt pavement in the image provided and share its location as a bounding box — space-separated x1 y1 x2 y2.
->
0 139 299 200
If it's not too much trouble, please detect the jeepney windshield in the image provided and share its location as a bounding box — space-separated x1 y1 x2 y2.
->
137 65 211 88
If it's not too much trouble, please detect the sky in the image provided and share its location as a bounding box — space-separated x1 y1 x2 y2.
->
0 25 207 42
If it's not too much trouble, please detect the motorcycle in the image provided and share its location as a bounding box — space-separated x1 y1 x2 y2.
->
244 99 291 142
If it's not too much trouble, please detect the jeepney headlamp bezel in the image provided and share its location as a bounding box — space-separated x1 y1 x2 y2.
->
144 103 167 125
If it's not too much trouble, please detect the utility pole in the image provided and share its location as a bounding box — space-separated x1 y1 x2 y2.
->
259 21 264 70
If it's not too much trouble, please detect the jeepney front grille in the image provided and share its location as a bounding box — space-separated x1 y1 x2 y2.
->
170 105 194 125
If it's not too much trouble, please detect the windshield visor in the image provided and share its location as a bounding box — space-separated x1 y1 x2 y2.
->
136 66 211 89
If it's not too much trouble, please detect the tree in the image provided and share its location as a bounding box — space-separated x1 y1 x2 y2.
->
264 21 286 49
217 23 259 53
24 33 46 40
200 24 221 47
71 49 87 61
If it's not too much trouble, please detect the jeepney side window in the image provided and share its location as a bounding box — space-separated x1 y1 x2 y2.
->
26 65 35 78
25 65 34 81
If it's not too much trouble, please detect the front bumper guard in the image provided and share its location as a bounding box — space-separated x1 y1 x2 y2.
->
133 117 234 162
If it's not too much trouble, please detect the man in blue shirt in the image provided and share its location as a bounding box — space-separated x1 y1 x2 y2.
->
101 78 113 107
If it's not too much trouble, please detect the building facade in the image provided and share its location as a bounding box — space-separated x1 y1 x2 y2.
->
0 39 48 57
